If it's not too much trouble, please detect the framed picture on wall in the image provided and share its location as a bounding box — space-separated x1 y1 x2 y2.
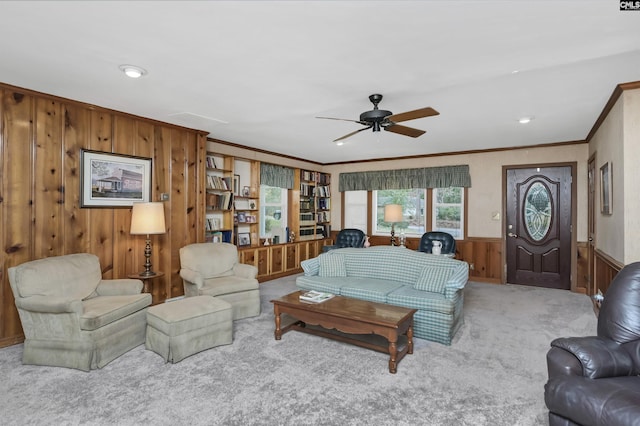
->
600 161 612 215
80 150 152 208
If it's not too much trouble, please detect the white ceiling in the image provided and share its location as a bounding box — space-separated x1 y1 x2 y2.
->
1 1 640 164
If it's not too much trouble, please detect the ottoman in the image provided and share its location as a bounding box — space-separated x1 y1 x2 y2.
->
146 295 233 363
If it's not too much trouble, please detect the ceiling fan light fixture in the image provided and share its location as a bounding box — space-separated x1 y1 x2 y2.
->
335 140 345 146
518 116 534 124
119 64 147 79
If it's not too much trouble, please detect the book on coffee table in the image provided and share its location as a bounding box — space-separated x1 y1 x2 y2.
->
299 290 335 303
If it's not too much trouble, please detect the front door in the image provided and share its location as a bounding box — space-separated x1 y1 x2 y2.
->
506 166 572 289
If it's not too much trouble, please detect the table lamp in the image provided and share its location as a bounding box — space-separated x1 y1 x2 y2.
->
130 202 166 277
384 204 403 246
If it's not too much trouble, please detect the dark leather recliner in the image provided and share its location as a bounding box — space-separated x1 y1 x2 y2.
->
544 261 640 426
418 231 456 255
322 228 366 253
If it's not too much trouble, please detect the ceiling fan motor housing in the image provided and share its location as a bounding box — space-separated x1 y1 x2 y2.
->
360 109 393 131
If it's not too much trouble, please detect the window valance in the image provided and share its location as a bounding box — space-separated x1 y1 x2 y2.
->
338 165 471 191
260 163 295 189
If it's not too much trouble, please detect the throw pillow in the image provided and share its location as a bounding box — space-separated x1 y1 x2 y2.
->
318 253 347 277
301 257 320 276
414 266 453 293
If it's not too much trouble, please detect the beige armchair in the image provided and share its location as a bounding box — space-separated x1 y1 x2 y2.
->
179 243 260 320
8 253 151 371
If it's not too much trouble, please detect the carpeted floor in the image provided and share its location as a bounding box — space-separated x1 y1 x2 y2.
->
0 275 596 426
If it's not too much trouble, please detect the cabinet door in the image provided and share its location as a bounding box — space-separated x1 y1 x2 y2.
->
270 245 284 275
285 243 299 272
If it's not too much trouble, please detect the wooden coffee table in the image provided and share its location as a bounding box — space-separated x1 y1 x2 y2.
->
271 291 417 373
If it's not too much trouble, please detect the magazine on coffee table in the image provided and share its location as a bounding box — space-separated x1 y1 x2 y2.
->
299 290 335 303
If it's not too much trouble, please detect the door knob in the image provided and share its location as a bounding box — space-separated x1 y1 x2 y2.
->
508 232 518 238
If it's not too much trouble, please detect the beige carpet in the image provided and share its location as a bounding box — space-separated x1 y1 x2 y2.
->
0 275 596 425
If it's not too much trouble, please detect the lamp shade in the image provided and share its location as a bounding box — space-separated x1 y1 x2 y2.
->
384 204 403 223
130 202 166 235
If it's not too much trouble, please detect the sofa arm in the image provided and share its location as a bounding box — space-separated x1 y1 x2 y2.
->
96 279 143 296
15 296 82 314
180 268 204 288
233 263 258 279
550 336 634 379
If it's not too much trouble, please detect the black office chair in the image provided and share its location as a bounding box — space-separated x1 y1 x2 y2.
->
418 231 456 255
322 228 366 252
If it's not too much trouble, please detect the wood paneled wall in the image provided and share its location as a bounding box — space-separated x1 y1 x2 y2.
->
0 85 207 348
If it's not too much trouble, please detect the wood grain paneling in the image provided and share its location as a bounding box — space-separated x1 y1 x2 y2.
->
0 84 207 347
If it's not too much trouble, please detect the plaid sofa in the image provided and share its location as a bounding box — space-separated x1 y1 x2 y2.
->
296 246 469 345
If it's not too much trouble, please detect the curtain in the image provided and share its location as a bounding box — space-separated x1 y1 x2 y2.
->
260 163 295 189
338 165 471 191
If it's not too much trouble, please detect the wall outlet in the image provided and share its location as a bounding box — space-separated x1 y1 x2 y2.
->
469 263 475 270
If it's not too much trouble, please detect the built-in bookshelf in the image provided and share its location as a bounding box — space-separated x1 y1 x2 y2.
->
205 153 234 243
291 169 331 241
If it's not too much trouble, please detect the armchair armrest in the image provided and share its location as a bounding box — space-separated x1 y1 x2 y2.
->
550 336 634 379
180 268 204 288
96 279 143 296
233 263 258 279
15 296 82 314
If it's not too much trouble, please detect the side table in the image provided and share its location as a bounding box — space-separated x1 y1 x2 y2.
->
128 271 165 294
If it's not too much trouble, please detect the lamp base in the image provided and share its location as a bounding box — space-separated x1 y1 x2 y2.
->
140 236 156 277
390 224 398 246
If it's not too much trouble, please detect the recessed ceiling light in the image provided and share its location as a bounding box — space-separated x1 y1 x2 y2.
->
119 64 147 79
518 116 534 124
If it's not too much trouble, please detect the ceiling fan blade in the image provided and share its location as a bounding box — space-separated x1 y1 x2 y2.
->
334 126 372 142
316 116 367 125
384 124 426 138
387 107 439 123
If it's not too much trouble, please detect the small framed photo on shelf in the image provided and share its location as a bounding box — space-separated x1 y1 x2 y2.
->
237 232 251 247
237 212 247 223
246 214 256 223
242 186 251 197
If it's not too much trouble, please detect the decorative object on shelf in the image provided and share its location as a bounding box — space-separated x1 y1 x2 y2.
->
289 231 296 243
432 240 442 255
238 232 251 247
399 232 406 247
364 235 371 248
80 149 152 208
130 202 166 276
384 204 403 246
233 174 240 196
242 186 251 197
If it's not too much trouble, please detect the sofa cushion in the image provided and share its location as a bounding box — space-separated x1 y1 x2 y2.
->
296 276 352 294
301 257 320 276
414 266 454 293
340 280 405 304
15 253 102 300
318 253 347 277
387 285 455 315
81 293 151 331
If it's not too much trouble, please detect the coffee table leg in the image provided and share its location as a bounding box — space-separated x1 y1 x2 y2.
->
388 339 398 374
274 306 282 340
408 324 414 355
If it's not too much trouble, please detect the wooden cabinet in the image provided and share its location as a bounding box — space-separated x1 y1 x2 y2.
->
238 239 332 282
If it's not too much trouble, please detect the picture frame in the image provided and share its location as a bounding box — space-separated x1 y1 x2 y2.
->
237 232 251 247
237 212 247 223
242 186 251 197
246 214 256 223
233 174 240 196
600 161 612 215
80 150 152 208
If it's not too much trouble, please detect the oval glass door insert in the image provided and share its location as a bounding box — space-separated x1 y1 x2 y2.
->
524 181 551 241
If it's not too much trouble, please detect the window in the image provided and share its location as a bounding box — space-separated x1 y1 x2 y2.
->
373 189 425 236
432 187 464 239
371 187 465 239
260 185 288 238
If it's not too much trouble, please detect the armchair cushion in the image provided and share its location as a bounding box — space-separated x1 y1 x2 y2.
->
179 242 237 278
81 294 151 331
95 279 144 296
200 276 259 297
551 336 634 379
14 253 102 300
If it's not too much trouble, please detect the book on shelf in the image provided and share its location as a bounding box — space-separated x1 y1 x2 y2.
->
299 290 335 303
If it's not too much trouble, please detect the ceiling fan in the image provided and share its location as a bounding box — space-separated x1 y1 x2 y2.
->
317 94 439 142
